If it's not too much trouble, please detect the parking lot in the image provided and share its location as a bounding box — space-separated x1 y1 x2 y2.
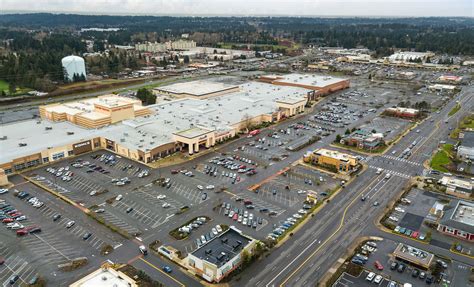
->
336 238 457 287
1 177 122 286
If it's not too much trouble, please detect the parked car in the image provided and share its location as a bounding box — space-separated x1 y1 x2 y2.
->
66 221 75 228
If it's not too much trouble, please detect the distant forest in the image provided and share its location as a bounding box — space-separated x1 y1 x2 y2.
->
0 14 473 92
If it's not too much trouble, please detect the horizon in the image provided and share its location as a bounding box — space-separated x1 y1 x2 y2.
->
1 0 473 17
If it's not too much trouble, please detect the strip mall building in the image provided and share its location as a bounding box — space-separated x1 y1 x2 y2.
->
0 74 348 175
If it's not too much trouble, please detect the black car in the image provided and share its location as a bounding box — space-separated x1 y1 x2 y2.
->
53 214 61 221
390 261 398 270
9 275 19 285
412 269 419 277
29 227 42 234
83 232 92 240
425 276 434 285
397 263 406 273
126 207 133 213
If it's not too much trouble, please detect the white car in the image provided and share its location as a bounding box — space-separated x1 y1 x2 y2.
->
66 221 75 228
15 215 27 221
242 218 248 225
197 185 204 190
33 202 44 208
401 198 411 204
297 190 306 194
298 209 307 215
162 203 170 208
389 216 399 222
293 213 303 219
206 185 215 190
366 272 375 281
212 228 218 235
157 195 166 200
394 207 405 213
115 194 123 201
374 275 383 284
216 225 223 233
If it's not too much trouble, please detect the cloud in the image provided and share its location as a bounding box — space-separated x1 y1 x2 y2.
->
1 0 472 17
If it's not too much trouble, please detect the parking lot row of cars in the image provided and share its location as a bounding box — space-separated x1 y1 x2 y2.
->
222 202 263 229
196 224 224 247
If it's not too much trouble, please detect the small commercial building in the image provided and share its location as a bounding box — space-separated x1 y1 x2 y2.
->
438 75 463 84
457 131 474 162
185 227 256 283
340 129 385 151
384 107 419 119
40 95 151 129
392 243 434 270
439 176 473 199
428 84 457 92
259 73 349 98
304 148 359 173
438 200 474 242
69 263 137 287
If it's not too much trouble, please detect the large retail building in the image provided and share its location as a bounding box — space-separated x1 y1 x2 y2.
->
258 73 349 98
1 77 321 174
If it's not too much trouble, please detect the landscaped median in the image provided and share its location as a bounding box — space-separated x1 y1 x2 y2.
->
448 102 461 116
169 216 211 240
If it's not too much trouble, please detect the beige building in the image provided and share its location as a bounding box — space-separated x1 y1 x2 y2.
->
185 227 256 283
69 263 137 287
304 148 359 173
39 95 151 129
1 79 311 173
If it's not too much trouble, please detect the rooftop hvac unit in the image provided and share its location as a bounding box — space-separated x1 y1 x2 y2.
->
120 138 125 142
138 145 143 148
150 141 154 144
140 139 144 142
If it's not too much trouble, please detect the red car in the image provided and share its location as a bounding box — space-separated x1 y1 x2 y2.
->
2 218 14 223
374 260 384 270
0 257 4 265
232 213 238 221
243 199 252 205
411 231 419 238
171 169 179 174
16 229 29 236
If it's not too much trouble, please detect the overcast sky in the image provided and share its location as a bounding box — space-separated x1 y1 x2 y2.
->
2 0 473 17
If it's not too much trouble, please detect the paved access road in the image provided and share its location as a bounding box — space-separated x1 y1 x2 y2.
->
233 86 474 287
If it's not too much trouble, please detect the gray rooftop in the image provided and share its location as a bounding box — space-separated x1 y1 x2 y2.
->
191 228 253 268
441 200 474 234
267 73 348 88
460 131 474 148
154 80 238 97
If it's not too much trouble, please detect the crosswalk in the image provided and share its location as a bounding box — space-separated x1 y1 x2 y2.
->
368 166 412 179
378 154 423 166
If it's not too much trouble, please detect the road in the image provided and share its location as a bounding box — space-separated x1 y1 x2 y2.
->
232 86 474 287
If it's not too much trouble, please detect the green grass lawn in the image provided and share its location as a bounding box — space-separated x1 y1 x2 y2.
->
448 103 461 116
430 144 454 172
0 80 9 93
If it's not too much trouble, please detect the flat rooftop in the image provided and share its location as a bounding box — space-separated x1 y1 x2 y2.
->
154 80 239 97
43 94 140 114
263 73 348 88
191 228 253 268
393 243 434 267
314 148 356 162
70 267 136 287
0 119 121 163
452 201 474 227
1 81 310 163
